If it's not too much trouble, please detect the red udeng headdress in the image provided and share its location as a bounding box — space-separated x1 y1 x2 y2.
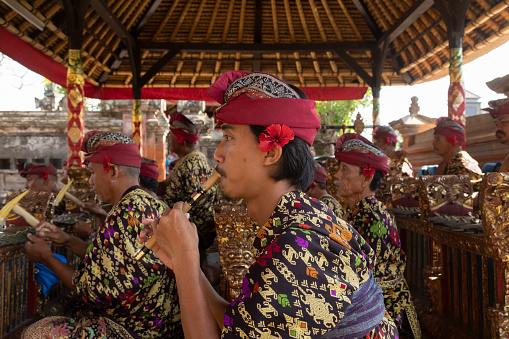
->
169 113 199 144
373 126 398 145
140 159 159 179
19 163 57 179
434 117 466 150
334 133 389 177
483 98 509 118
207 71 321 146
82 130 141 171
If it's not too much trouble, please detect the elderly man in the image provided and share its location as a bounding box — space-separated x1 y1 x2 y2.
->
23 131 182 338
20 163 58 192
373 126 413 177
305 165 344 218
141 71 397 338
164 112 217 272
334 133 421 338
484 98 509 172
433 117 482 185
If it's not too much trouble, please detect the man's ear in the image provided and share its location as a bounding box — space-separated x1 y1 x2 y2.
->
110 165 121 180
361 174 374 189
263 146 283 166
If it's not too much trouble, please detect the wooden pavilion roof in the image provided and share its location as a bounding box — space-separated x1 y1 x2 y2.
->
0 0 508 100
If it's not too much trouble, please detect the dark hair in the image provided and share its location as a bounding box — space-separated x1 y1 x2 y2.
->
316 181 327 190
139 175 159 194
250 125 315 190
358 167 383 192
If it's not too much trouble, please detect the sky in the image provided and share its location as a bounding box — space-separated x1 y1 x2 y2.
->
0 41 508 124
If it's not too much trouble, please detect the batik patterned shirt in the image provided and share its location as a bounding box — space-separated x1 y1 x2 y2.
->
74 186 182 339
165 150 217 250
320 193 344 218
221 191 397 338
346 196 421 337
444 151 482 191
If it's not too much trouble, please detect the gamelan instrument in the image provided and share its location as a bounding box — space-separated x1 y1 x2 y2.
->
133 168 221 261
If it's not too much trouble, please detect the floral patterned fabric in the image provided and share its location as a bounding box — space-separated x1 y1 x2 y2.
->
443 150 482 191
23 186 183 339
165 150 217 254
346 196 421 338
319 193 344 218
221 191 398 338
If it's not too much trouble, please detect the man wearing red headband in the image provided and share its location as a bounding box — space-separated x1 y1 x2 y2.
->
433 117 482 189
142 71 397 338
373 126 413 177
23 131 183 338
484 99 509 172
164 112 218 275
305 165 344 218
139 157 159 199
334 133 421 338
19 162 58 192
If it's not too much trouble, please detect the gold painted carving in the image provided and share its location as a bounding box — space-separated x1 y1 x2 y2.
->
5 191 53 225
214 192 260 301
419 175 473 218
66 168 96 210
480 173 509 260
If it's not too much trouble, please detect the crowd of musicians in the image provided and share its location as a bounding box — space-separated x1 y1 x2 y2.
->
6 70 509 338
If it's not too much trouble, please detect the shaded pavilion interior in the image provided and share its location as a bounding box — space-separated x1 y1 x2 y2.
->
0 0 508 102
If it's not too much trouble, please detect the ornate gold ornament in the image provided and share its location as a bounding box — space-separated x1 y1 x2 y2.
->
214 192 260 301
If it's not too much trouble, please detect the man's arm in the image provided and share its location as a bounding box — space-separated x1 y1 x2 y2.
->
36 222 89 258
199 270 229 328
24 233 76 291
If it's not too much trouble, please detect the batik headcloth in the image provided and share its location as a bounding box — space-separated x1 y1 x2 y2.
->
373 126 398 145
20 163 57 178
81 130 141 168
335 133 389 177
207 70 321 146
140 158 159 180
434 117 466 150
169 113 199 144
483 98 509 118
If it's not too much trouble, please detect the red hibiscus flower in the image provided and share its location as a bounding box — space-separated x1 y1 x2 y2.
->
103 156 111 173
41 171 49 179
175 134 184 144
362 164 375 178
258 124 295 152
446 134 457 146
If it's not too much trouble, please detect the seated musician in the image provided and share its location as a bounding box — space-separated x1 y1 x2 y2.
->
164 112 217 275
484 98 509 172
373 125 413 177
22 131 183 338
141 71 398 338
333 133 421 338
305 165 344 218
433 117 482 189
20 163 58 193
139 157 160 199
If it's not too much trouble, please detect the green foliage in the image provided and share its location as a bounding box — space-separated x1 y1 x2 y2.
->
313 89 373 155
315 88 372 127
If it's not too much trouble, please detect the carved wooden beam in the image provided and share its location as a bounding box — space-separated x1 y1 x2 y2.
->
378 0 435 47
139 50 180 88
132 0 163 38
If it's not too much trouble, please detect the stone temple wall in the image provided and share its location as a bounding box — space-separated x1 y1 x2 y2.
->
0 100 169 205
